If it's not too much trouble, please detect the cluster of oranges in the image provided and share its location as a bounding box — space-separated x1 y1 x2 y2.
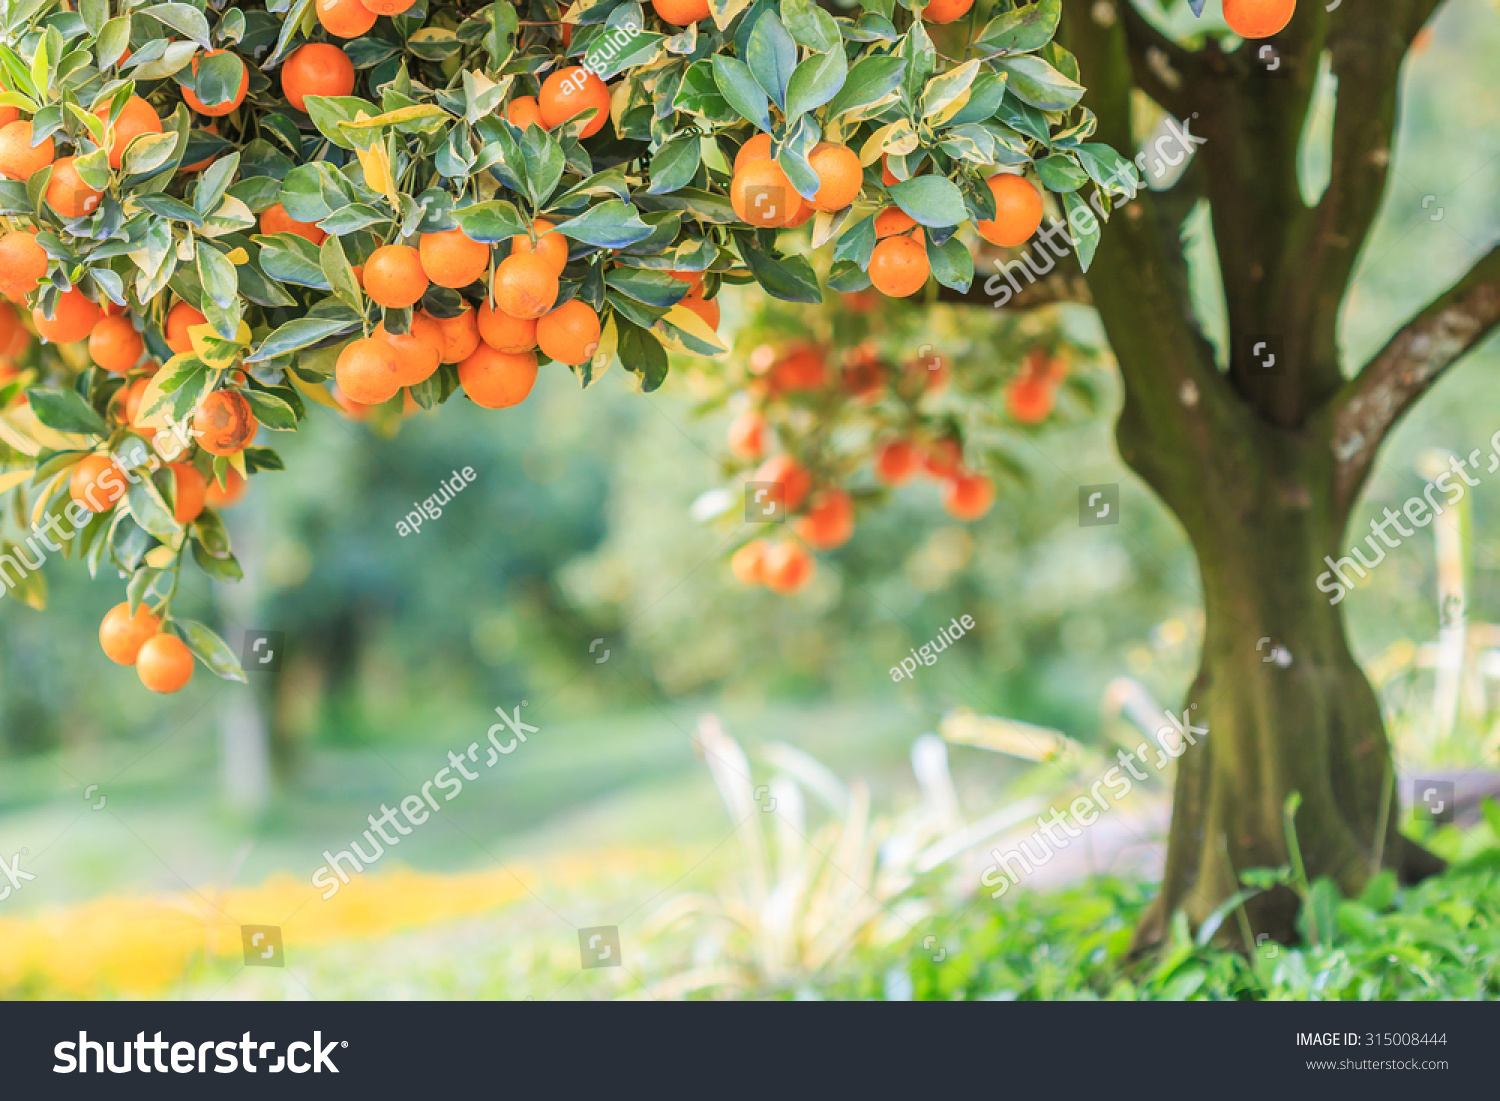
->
97 602 196 693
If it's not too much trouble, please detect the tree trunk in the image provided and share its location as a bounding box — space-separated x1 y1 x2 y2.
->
1123 414 1445 949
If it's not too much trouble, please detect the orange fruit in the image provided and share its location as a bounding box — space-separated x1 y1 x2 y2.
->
807 142 862 212
122 377 155 437
373 314 442 386
535 298 600 365
93 94 163 169
511 218 568 276
193 390 258 455
458 344 538 409
165 301 207 353
921 0 974 22
944 470 995 520
753 454 811 512
427 308 481 364
977 173 1044 247
281 43 355 113
137 633 195 693
45 156 102 219
317 0 378 37
880 154 901 185
335 336 403 405
538 67 611 138
0 89 15 130
260 202 327 245
868 235 930 297
875 439 919 485
874 207 917 238
505 96 544 129
668 269 705 292
182 51 249 117
493 252 558 319
727 410 765 459
33 287 101 343
419 228 490 289
100 602 162 665
680 287 720 330
204 467 246 508
0 231 47 299
0 120 55 180
769 344 826 392
652 0 711 24
0 301 28 357
88 315 144 372
734 132 772 174
731 157 795 227
1223 0 1296 38
841 351 886 401
922 437 963 479
169 462 208 524
477 299 538 352
1006 376 1056 423
762 541 815 594
70 454 126 512
361 0 417 14
796 488 854 550
730 540 767 585
364 243 429 308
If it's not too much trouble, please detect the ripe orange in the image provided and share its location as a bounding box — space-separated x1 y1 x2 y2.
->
753 454 811 512
652 0 711 24
477 299 538 352
1223 0 1296 38
122 377 155 437
769 344 826 392
165 301 207 353
730 540 767 585
0 87 15 130
182 51 249 117
977 173 1044 247
100 602 161 665
137 633 195 693
317 0 378 38
336 336 403 405
874 207 917 238
731 157 795 227
373 314 441 386
94 95 163 169
680 287 720 330
0 231 47 298
536 298 600 365
204 467 246 508
762 541 815 594
511 218 568 276
734 132 773 174
427 308 481 364
419 228 489 289
505 96 543 129
88 315 144 372
875 439 919 485
33 287 101 343
0 301 28 357
281 43 355 113
668 269 705 293
922 437 963 479
170 462 208 524
727 410 765 459
364 244 429 308
869 235 930 297
807 142 862 212
880 154 901 185
193 390 258 455
458 344 538 409
70 453 126 512
1006 376 1056 423
538 67 611 138
840 350 886 401
260 202 327 245
944 470 995 520
0 120 55 180
361 0 417 14
493 252 559 319
921 0 974 22
45 156 102 219
796 489 855 550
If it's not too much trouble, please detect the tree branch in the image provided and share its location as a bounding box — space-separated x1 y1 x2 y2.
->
938 247 1091 311
1329 245 1500 516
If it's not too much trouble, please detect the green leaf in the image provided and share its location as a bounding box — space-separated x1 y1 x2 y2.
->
126 474 178 539
450 199 529 243
825 54 905 119
1035 152 1089 192
320 234 362 311
303 95 375 151
784 50 847 123
139 3 213 50
745 9 797 110
712 55 771 132
615 318 668 392
192 539 243 581
926 233 973 293
25 388 108 436
973 0 1061 57
241 389 298 430
196 245 239 310
738 235 822 303
249 305 363 362
648 134 702 195
1062 190 1100 272
555 200 654 248
193 50 245 110
781 0 841 52
605 267 689 309
996 54 1085 111
174 618 248 683
256 233 330 290
888 175 966 228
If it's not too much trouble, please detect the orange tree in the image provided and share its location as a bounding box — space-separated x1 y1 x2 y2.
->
0 0 1470 947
